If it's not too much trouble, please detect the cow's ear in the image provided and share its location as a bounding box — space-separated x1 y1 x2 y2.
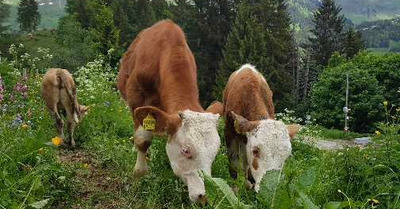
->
206 101 223 115
286 124 300 139
230 111 259 134
134 106 182 135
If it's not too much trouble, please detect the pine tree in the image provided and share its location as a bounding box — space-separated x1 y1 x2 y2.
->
192 0 237 105
17 0 40 32
66 0 94 29
308 0 345 67
151 0 172 21
253 0 296 108
213 1 268 100
342 28 365 59
136 0 156 32
0 0 10 34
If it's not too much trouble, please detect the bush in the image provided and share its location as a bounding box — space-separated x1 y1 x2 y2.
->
311 61 385 132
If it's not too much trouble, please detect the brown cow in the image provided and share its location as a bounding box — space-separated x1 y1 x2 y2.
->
222 64 299 192
117 20 221 203
41 68 88 147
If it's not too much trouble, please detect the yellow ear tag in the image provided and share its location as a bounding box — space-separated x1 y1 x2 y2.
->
143 114 156 131
234 119 241 134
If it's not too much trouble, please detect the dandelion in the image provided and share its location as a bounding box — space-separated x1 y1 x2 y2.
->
375 131 381 135
383 101 388 106
51 136 63 146
21 124 29 130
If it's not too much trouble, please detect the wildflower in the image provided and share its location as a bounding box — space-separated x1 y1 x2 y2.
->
51 136 63 146
375 131 381 135
83 163 89 169
383 101 388 106
21 124 29 130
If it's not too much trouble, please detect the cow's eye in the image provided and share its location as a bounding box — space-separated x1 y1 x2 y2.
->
180 147 192 159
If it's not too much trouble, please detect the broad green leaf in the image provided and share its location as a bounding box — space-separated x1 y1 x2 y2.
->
29 198 50 209
257 170 282 208
324 201 342 209
296 189 319 209
204 174 252 209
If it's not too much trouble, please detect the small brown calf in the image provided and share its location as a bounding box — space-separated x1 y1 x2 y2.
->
41 68 88 147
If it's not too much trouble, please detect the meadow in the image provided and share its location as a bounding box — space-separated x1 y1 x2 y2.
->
0 45 399 209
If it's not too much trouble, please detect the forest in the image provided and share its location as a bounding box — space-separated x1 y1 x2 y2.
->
0 0 399 208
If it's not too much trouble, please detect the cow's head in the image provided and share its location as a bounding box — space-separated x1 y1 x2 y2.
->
231 111 299 192
135 106 221 203
73 105 89 123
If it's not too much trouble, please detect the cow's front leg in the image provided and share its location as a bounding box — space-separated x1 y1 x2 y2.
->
133 126 153 178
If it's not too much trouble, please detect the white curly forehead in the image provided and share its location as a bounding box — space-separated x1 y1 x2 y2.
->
180 110 220 124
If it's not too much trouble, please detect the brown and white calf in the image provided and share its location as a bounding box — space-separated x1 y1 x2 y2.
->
117 20 221 203
222 64 299 192
41 68 88 147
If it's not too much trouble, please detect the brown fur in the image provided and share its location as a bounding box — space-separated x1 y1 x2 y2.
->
41 68 88 147
117 20 221 184
222 67 275 180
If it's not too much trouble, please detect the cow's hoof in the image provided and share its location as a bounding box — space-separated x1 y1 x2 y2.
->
133 165 149 179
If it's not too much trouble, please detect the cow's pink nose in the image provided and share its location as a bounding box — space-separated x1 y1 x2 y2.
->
197 194 208 206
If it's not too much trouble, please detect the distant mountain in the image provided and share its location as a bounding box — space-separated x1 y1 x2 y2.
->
287 0 400 44
337 0 400 24
4 0 67 31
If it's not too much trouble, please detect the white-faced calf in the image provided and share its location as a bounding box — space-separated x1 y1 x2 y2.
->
41 68 88 147
117 20 221 203
222 64 299 192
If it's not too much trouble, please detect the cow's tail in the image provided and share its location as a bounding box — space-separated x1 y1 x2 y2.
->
57 69 79 123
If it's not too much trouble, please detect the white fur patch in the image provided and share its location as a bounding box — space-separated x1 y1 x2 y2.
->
166 110 221 202
246 119 292 192
233 64 267 83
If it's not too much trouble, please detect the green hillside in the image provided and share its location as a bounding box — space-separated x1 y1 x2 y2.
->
4 0 66 31
337 0 400 24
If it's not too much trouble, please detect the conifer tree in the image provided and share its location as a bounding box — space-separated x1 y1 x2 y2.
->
214 1 268 100
342 28 365 59
17 0 40 32
0 0 10 34
192 0 237 105
151 0 172 21
136 0 156 32
308 0 345 67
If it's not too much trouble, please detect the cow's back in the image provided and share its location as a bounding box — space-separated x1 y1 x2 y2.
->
117 20 201 112
41 68 75 110
223 66 274 121
118 20 193 99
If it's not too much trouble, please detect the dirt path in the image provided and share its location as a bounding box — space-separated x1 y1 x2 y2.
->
302 136 372 150
57 149 127 208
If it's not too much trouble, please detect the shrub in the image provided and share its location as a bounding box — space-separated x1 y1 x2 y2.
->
311 61 385 132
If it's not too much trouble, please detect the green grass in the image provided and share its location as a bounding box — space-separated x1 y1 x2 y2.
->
1 54 400 208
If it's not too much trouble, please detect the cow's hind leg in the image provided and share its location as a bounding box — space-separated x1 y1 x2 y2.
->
52 106 65 140
133 125 153 178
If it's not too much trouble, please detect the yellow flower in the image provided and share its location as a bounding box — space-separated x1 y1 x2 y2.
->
383 101 388 106
51 136 63 146
83 163 89 169
375 131 381 135
21 124 29 130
